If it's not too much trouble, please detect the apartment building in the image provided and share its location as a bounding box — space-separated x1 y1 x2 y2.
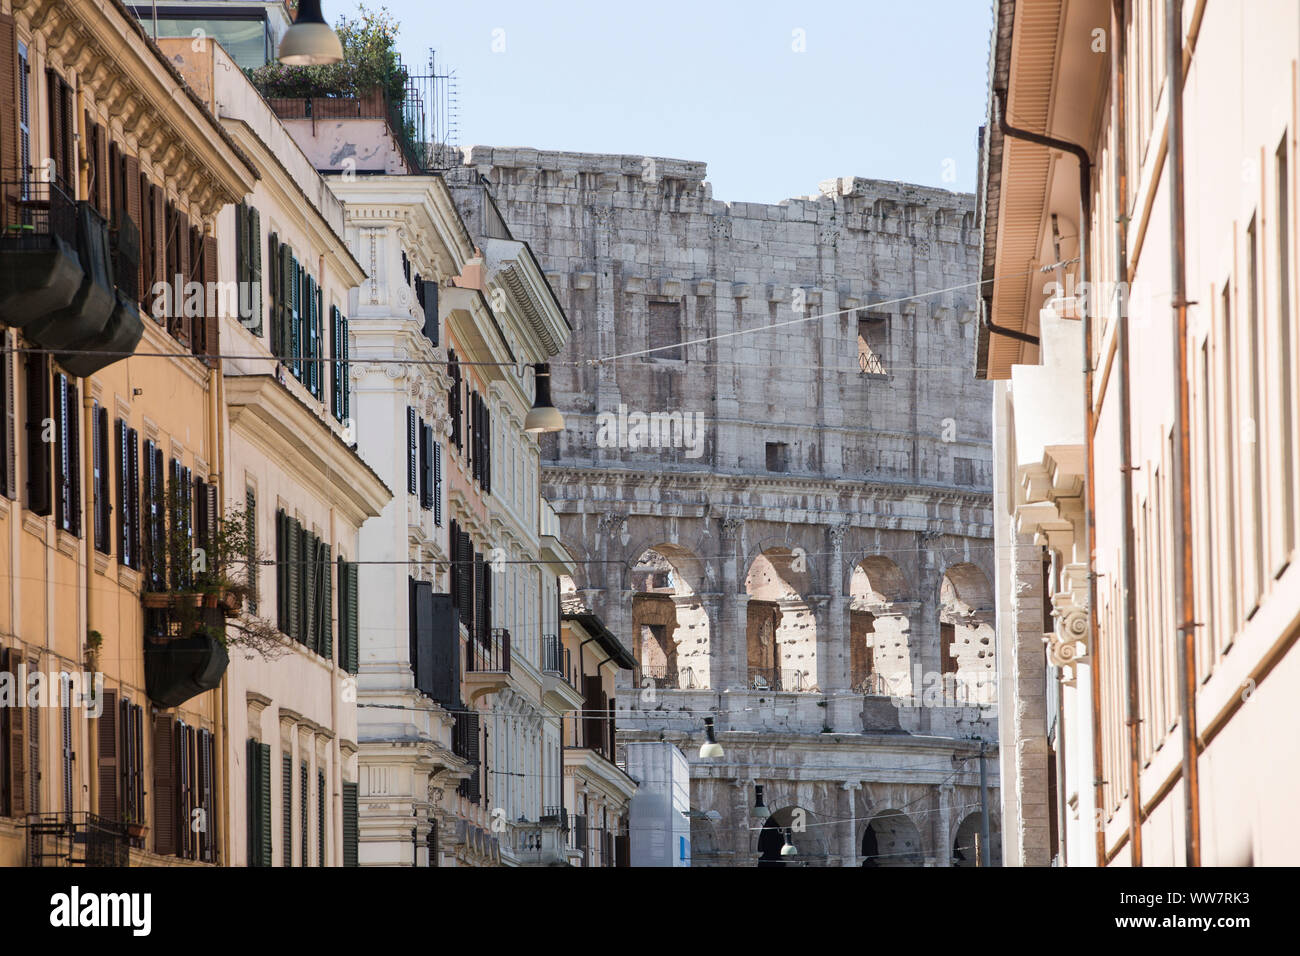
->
0 0 254 865
163 36 389 868
979 0 1300 865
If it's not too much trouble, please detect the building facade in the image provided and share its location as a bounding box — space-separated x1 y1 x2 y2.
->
466 146 1002 866
979 0 1300 866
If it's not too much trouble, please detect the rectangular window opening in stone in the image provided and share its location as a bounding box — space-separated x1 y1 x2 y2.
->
954 456 976 486
648 300 683 360
858 311 889 375
940 621 957 675
766 442 789 473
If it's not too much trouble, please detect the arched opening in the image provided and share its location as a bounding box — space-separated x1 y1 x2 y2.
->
849 556 912 695
756 805 829 866
952 811 1002 867
756 817 787 867
629 545 709 690
744 548 816 691
861 810 923 867
939 563 996 707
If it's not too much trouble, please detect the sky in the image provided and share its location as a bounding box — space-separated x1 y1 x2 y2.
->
333 0 994 206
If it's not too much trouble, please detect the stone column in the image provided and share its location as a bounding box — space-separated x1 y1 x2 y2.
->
841 779 862 866
937 782 956 867
591 203 620 452
718 518 744 690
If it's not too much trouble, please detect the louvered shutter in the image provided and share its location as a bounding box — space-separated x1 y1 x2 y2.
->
281 752 292 867
287 516 302 642
268 232 281 353
406 407 417 495
583 676 604 751
330 306 342 419
288 254 300 377
0 15 19 211
125 700 143 824
340 314 350 421
345 560 359 674
299 762 307 867
177 722 193 859
317 769 325 866
93 121 109 216
282 244 295 365
303 529 317 651
93 404 109 553
150 187 165 321
198 729 214 862
1 648 22 815
458 531 473 633
96 687 119 820
2 332 15 499
25 354 50 515
248 207 263 335
433 441 443 526
341 781 358 867
123 157 143 306
235 204 248 298
126 430 140 570
201 234 219 359
465 712 480 803
418 419 430 509
246 739 272 867
275 509 288 633
320 543 332 661
46 69 63 189
246 488 258 614
60 676 73 814
153 713 177 856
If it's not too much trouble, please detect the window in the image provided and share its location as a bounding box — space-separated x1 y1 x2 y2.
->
648 300 683 360
92 403 110 552
282 752 293 867
342 781 359 867
274 510 333 656
246 739 272 867
299 761 308 867
45 67 74 193
25 354 50 515
1 332 13 499
53 372 80 536
953 457 976 486
448 351 463 451
940 622 957 676
337 557 359 674
419 417 433 510
1246 217 1264 605
235 202 263 334
406 407 418 496
1219 281 1239 638
858 312 889 375
317 769 326 867
330 305 349 423
116 420 141 569
95 689 144 826
765 442 789 473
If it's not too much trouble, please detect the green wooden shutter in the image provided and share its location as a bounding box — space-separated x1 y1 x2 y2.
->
320 542 333 661
249 206 263 335
346 560 359 674
282 752 292 867
317 769 325 867
303 529 318 652
287 517 302 642
268 232 281 353
246 740 271 867
341 781 358 867
299 761 307 867
341 314 350 422
275 509 288 633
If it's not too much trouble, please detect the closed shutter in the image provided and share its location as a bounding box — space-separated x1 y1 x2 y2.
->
345 560 359 674
25 657 38 813
275 509 288 633
421 280 438 345
122 426 139 569
281 751 292 867
0 14 19 210
320 543 333 661
410 578 433 696
457 712 480 804
96 687 119 821
317 769 325 866
287 515 302 641
92 120 108 216
583 676 604 751
54 372 68 529
200 234 219 360
177 722 193 859
341 781 358 867
458 531 473 634
280 243 294 363
430 592 460 709
123 157 143 306
406 407 417 495
122 698 144 825
303 529 317 651
245 488 258 614
150 187 165 321
246 739 271 867
483 401 491 494
93 404 109 553
153 713 177 856
268 232 281 353
288 254 300 377
198 729 215 862
330 306 342 420
61 374 80 536
1 649 23 816
433 441 442 526
46 68 63 189
60 675 73 815
340 314 349 422
299 761 307 867
418 419 431 509
235 204 248 306
25 354 50 515
248 207 263 334
2 331 14 499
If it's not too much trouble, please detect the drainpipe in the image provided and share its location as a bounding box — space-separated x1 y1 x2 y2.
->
1165 0 1201 868
209 309 231 866
1112 0 1143 867
994 89 1105 867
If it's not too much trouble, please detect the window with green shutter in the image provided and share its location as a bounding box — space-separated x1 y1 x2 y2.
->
341 781 358 867
282 752 292 867
299 761 308 867
317 769 325 867
336 557 359 674
246 739 271 867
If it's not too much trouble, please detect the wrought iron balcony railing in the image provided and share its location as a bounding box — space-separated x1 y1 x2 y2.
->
466 627 511 674
24 812 131 867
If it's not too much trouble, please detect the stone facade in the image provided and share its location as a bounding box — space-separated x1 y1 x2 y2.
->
463 146 1000 865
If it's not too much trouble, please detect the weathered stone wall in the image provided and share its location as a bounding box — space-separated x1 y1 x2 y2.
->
466 146 1001 864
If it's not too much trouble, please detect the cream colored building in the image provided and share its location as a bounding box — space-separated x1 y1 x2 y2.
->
979 0 1300 866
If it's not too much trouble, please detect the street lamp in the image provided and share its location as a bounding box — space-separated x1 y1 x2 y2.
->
278 0 343 65
524 363 565 434
780 828 797 857
698 716 723 759
751 784 769 821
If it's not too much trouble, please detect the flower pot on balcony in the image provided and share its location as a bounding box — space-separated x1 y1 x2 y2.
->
125 822 148 840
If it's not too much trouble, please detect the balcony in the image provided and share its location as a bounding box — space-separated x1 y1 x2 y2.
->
24 812 131 867
0 175 141 375
514 808 570 867
142 598 230 709
463 627 511 703
541 633 583 711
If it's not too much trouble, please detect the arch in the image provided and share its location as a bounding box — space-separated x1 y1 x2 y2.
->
952 811 1002 867
758 806 830 866
861 809 923 867
848 556 913 695
629 544 711 691
938 564 996 707
744 547 817 692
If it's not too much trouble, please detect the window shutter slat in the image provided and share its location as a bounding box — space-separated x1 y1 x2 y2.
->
346 561 359 673
406 407 418 495
25 354 50 515
153 713 177 856
249 207 263 335
341 781 358 867
96 687 119 820
282 751 292 867
321 543 333 661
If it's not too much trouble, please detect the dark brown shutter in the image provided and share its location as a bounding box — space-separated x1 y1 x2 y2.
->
2 648 23 815
153 713 177 855
583 676 604 751
25 353 49 515
96 687 119 820
124 156 142 304
150 186 165 320
46 68 63 189
0 14 19 212
201 234 219 359
59 79 73 193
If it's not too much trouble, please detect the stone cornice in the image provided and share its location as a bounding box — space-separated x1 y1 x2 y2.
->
225 374 392 524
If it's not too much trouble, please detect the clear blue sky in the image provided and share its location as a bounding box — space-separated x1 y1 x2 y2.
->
335 0 993 205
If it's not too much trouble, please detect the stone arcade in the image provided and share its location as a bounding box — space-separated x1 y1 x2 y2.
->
462 148 1001 865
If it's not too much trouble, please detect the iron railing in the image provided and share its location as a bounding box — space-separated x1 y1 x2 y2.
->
541 633 570 680
25 812 131 867
639 661 678 689
0 174 77 249
467 627 511 674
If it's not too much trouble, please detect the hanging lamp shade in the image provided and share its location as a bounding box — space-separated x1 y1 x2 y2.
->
780 830 798 857
698 716 724 759
524 363 565 434
278 0 343 65
752 784 769 820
